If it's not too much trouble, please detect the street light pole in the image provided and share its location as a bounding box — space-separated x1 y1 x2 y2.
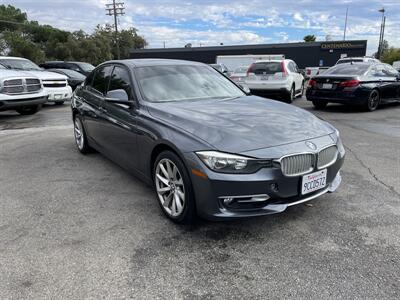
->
343 6 348 41
106 0 125 59
378 8 385 59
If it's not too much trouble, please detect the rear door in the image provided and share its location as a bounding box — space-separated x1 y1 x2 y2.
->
289 61 303 92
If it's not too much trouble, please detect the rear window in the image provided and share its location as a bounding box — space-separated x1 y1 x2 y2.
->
336 59 363 64
250 62 282 75
324 64 370 76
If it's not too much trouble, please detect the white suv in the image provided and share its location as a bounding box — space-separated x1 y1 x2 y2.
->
335 56 380 65
245 59 304 103
0 56 72 105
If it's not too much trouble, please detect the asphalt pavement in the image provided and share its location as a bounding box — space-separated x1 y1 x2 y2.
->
0 98 399 299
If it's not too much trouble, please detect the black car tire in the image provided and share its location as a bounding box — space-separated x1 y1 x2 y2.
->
16 105 41 115
154 150 196 224
55 101 64 105
73 115 92 154
312 100 328 110
364 90 380 112
285 85 295 103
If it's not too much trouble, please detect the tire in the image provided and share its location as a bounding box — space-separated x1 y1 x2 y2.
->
154 150 196 224
364 90 380 112
73 115 92 154
16 105 41 115
54 101 64 105
298 81 305 98
285 85 295 103
312 100 328 110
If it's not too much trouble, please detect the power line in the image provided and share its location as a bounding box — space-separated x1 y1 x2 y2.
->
106 0 125 59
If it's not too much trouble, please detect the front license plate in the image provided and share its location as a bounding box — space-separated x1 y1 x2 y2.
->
301 169 327 195
322 83 333 89
54 94 62 99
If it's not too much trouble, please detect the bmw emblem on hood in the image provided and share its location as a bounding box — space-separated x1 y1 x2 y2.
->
305 141 317 150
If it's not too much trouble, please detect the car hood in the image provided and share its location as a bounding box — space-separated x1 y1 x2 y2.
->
0 69 36 80
22 70 68 80
147 96 334 153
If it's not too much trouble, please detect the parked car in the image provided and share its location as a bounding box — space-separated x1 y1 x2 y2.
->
0 68 48 115
393 61 400 72
209 63 230 76
305 67 329 79
306 62 400 111
335 56 380 65
71 59 345 224
216 54 285 73
229 66 248 83
0 56 72 105
245 59 305 102
47 68 86 90
40 61 95 76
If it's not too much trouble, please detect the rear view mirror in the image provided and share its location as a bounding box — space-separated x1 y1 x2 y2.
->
105 89 131 105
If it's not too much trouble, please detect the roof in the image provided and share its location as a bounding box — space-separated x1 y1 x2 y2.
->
0 56 27 60
99 58 205 68
131 40 368 54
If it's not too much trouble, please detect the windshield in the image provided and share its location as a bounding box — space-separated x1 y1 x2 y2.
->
77 62 95 72
0 58 42 71
136 65 245 102
324 64 370 76
52 69 86 79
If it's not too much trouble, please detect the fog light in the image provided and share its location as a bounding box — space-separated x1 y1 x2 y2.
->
223 197 234 205
270 183 279 192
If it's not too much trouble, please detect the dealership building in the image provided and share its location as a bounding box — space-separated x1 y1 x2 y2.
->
130 40 368 69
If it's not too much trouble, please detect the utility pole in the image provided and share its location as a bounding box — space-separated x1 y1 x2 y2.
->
343 6 348 40
106 0 125 59
378 7 385 59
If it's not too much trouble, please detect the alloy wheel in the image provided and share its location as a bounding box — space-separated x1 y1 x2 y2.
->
368 90 380 111
155 158 185 217
74 119 84 150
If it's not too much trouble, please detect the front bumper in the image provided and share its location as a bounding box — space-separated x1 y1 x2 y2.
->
44 86 73 102
0 95 48 111
184 138 345 221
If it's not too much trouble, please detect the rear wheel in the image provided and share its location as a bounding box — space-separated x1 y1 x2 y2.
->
364 90 380 112
16 105 41 115
285 85 295 103
154 151 196 224
312 100 328 110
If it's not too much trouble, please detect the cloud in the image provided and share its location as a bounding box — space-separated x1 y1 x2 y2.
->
7 0 400 53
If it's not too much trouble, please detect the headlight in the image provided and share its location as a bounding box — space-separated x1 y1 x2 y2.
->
196 151 271 174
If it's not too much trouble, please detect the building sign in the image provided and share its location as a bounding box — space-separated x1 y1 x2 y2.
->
321 42 365 50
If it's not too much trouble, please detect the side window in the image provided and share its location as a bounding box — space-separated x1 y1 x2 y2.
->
91 66 114 95
108 66 133 99
287 62 295 73
66 63 81 72
371 65 386 77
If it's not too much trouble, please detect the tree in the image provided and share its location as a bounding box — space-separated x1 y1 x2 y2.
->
303 35 316 42
0 4 147 65
381 47 400 65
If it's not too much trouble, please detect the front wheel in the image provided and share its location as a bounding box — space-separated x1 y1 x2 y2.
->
73 115 92 154
312 100 328 110
364 90 380 112
154 151 196 224
16 105 41 115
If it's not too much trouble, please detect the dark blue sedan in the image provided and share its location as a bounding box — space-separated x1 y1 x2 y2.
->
306 62 400 111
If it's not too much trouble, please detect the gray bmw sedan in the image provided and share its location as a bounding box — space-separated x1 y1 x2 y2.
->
71 59 345 223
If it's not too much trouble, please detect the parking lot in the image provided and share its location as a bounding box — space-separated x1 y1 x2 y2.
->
1 97 399 299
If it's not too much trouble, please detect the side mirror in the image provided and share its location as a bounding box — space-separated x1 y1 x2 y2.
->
105 89 131 106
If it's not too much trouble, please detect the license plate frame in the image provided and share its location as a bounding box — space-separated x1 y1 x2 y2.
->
301 169 327 195
322 83 333 89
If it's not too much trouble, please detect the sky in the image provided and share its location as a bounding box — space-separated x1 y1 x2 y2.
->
6 0 400 54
